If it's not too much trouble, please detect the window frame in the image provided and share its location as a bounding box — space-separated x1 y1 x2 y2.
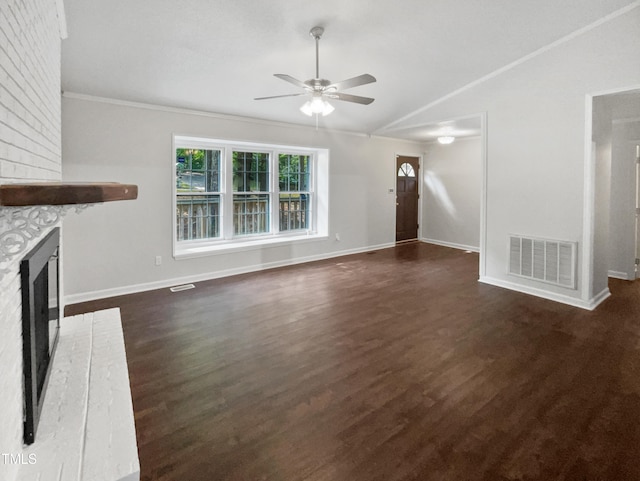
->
173 136 326 259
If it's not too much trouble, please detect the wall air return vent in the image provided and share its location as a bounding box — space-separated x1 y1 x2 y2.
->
508 235 577 289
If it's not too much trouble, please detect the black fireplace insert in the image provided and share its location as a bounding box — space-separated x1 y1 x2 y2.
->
21 227 60 445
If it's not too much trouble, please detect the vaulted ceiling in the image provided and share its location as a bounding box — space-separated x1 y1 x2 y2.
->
61 0 636 140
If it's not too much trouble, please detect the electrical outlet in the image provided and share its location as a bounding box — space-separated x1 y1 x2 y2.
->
155 256 162 266
335 233 341 241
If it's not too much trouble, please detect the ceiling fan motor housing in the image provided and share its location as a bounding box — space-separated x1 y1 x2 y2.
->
309 26 324 39
306 78 332 89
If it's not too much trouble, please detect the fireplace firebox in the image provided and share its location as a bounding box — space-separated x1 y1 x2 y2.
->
21 227 60 445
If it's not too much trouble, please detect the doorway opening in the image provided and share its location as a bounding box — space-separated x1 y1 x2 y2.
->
590 87 640 289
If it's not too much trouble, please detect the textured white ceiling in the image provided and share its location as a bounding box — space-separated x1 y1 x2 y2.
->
61 0 636 140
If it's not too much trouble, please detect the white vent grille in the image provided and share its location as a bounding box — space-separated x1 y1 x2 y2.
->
508 235 576 289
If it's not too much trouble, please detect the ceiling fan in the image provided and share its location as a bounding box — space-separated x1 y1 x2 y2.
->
254 26 376 117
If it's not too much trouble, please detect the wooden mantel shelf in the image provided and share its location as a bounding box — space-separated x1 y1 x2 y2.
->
0 182 138 206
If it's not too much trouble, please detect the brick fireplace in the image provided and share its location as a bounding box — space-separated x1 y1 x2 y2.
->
0 1 64 480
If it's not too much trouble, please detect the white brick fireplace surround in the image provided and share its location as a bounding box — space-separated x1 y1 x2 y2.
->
1 2 138 481
1 1 64 480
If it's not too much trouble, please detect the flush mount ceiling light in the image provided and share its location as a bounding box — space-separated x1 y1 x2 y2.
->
255 26 376 118
437 136 455 144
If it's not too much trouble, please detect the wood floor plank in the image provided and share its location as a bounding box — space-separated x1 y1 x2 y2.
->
66 242 640 481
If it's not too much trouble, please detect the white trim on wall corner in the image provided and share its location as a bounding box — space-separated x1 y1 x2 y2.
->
64 242 395 306
479 111 488 278
582 102 596 300
479 276 611 311
381 112 486 136
589 287 612 309
421 238 479 253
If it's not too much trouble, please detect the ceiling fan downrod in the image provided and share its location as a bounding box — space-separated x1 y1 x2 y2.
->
310 26 324 80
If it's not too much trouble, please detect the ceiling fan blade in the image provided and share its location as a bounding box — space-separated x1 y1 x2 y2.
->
328 74 376 91
254 93 307 100
328 92 375 105
274 74 309 89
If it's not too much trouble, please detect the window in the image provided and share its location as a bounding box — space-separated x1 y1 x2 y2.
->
398 162 415 177
176 148 221 241
174 136 328 258
279 154 311 232
233 151 270 236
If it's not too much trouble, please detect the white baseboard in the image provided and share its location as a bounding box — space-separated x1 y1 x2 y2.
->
420 238 480 253
64 242 395 305
608 270 634 280
588 287 612 309
478 276 611 311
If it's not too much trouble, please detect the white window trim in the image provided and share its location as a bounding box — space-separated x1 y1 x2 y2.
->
173 135 329 259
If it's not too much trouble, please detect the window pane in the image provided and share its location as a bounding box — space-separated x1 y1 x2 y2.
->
176 195 221 240
279 194 309 231
299 157 309 190
279 154 310 192
233 151 269 192
176 149 220 193
278 154 290 191
398 162 415 178
258 172 268 192
233 194 270 235
300 172 310 191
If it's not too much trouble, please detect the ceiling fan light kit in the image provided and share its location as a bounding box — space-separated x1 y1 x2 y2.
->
300 95 334 116
255 26 376 118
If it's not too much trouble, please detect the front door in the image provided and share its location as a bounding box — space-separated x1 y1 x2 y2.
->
395 156 419 242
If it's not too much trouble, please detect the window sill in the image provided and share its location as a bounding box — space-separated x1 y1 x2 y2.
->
174 233 328 260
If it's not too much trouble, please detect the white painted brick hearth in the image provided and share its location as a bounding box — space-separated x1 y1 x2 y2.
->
1 1 64 481
17 309 140 481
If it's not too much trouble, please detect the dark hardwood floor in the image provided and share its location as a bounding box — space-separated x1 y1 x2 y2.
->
66 242 640 481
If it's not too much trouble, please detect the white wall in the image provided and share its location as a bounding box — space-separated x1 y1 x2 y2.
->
61 95 421 301
422 137 481 251
382 6 640 308
608 121 640 279
0 1 63 480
